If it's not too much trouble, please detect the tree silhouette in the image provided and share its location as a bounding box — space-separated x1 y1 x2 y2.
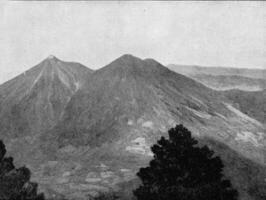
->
0 140 45 200
93 192 119 200
134 124 238 200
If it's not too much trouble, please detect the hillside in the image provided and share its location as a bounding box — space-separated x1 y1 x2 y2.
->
0 56 92 163
0 55 265 199
224 89 266 125
36 55 266 199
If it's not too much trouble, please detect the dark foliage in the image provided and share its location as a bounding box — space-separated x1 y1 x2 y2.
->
0 140 45 200
134 124 238 200
93 192 119 200
201 138 266 200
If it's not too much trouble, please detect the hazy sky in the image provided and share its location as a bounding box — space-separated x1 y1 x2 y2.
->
0 1 265 83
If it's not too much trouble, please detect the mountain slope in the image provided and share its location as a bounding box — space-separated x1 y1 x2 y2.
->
52 55 265 161
38 55 266 199
52 55 227 147
0 56 92 163
224 89 266 125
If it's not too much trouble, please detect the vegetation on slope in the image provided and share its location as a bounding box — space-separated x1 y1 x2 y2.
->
201 138 266 200
134 125 238 200
0 140 45 200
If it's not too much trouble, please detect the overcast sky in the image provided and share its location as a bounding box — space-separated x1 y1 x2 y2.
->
0 1 265 83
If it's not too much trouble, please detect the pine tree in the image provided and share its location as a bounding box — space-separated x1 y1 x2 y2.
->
134 124 238 200
0 140 45 200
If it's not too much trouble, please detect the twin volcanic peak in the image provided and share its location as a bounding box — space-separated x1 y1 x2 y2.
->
0 54 265 199
47 54 264 163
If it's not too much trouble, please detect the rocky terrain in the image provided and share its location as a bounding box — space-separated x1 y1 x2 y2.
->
0 55 265 200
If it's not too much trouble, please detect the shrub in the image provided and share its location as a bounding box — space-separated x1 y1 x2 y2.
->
134 124 238 200
0 140 45 200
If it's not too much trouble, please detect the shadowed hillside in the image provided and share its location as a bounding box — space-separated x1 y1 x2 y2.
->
200 137 266 200
223 89 266 125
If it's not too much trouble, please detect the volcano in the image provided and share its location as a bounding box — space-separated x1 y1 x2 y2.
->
0 55 92 162
0 55 265 200
41 55 265 199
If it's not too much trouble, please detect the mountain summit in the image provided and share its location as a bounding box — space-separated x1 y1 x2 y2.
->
39 55 265 199
0 55 265 199
0 56 92 142
52 55 264 158
47 55 57 60
98 54 170 76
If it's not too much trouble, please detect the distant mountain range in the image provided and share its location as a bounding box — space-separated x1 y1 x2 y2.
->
168 64 266 91
0 55 265 200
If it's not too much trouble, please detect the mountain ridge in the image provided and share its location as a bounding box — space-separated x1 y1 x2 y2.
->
167 64 266 79
0 55 265 199
167 64 266 91
38 55 265 199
